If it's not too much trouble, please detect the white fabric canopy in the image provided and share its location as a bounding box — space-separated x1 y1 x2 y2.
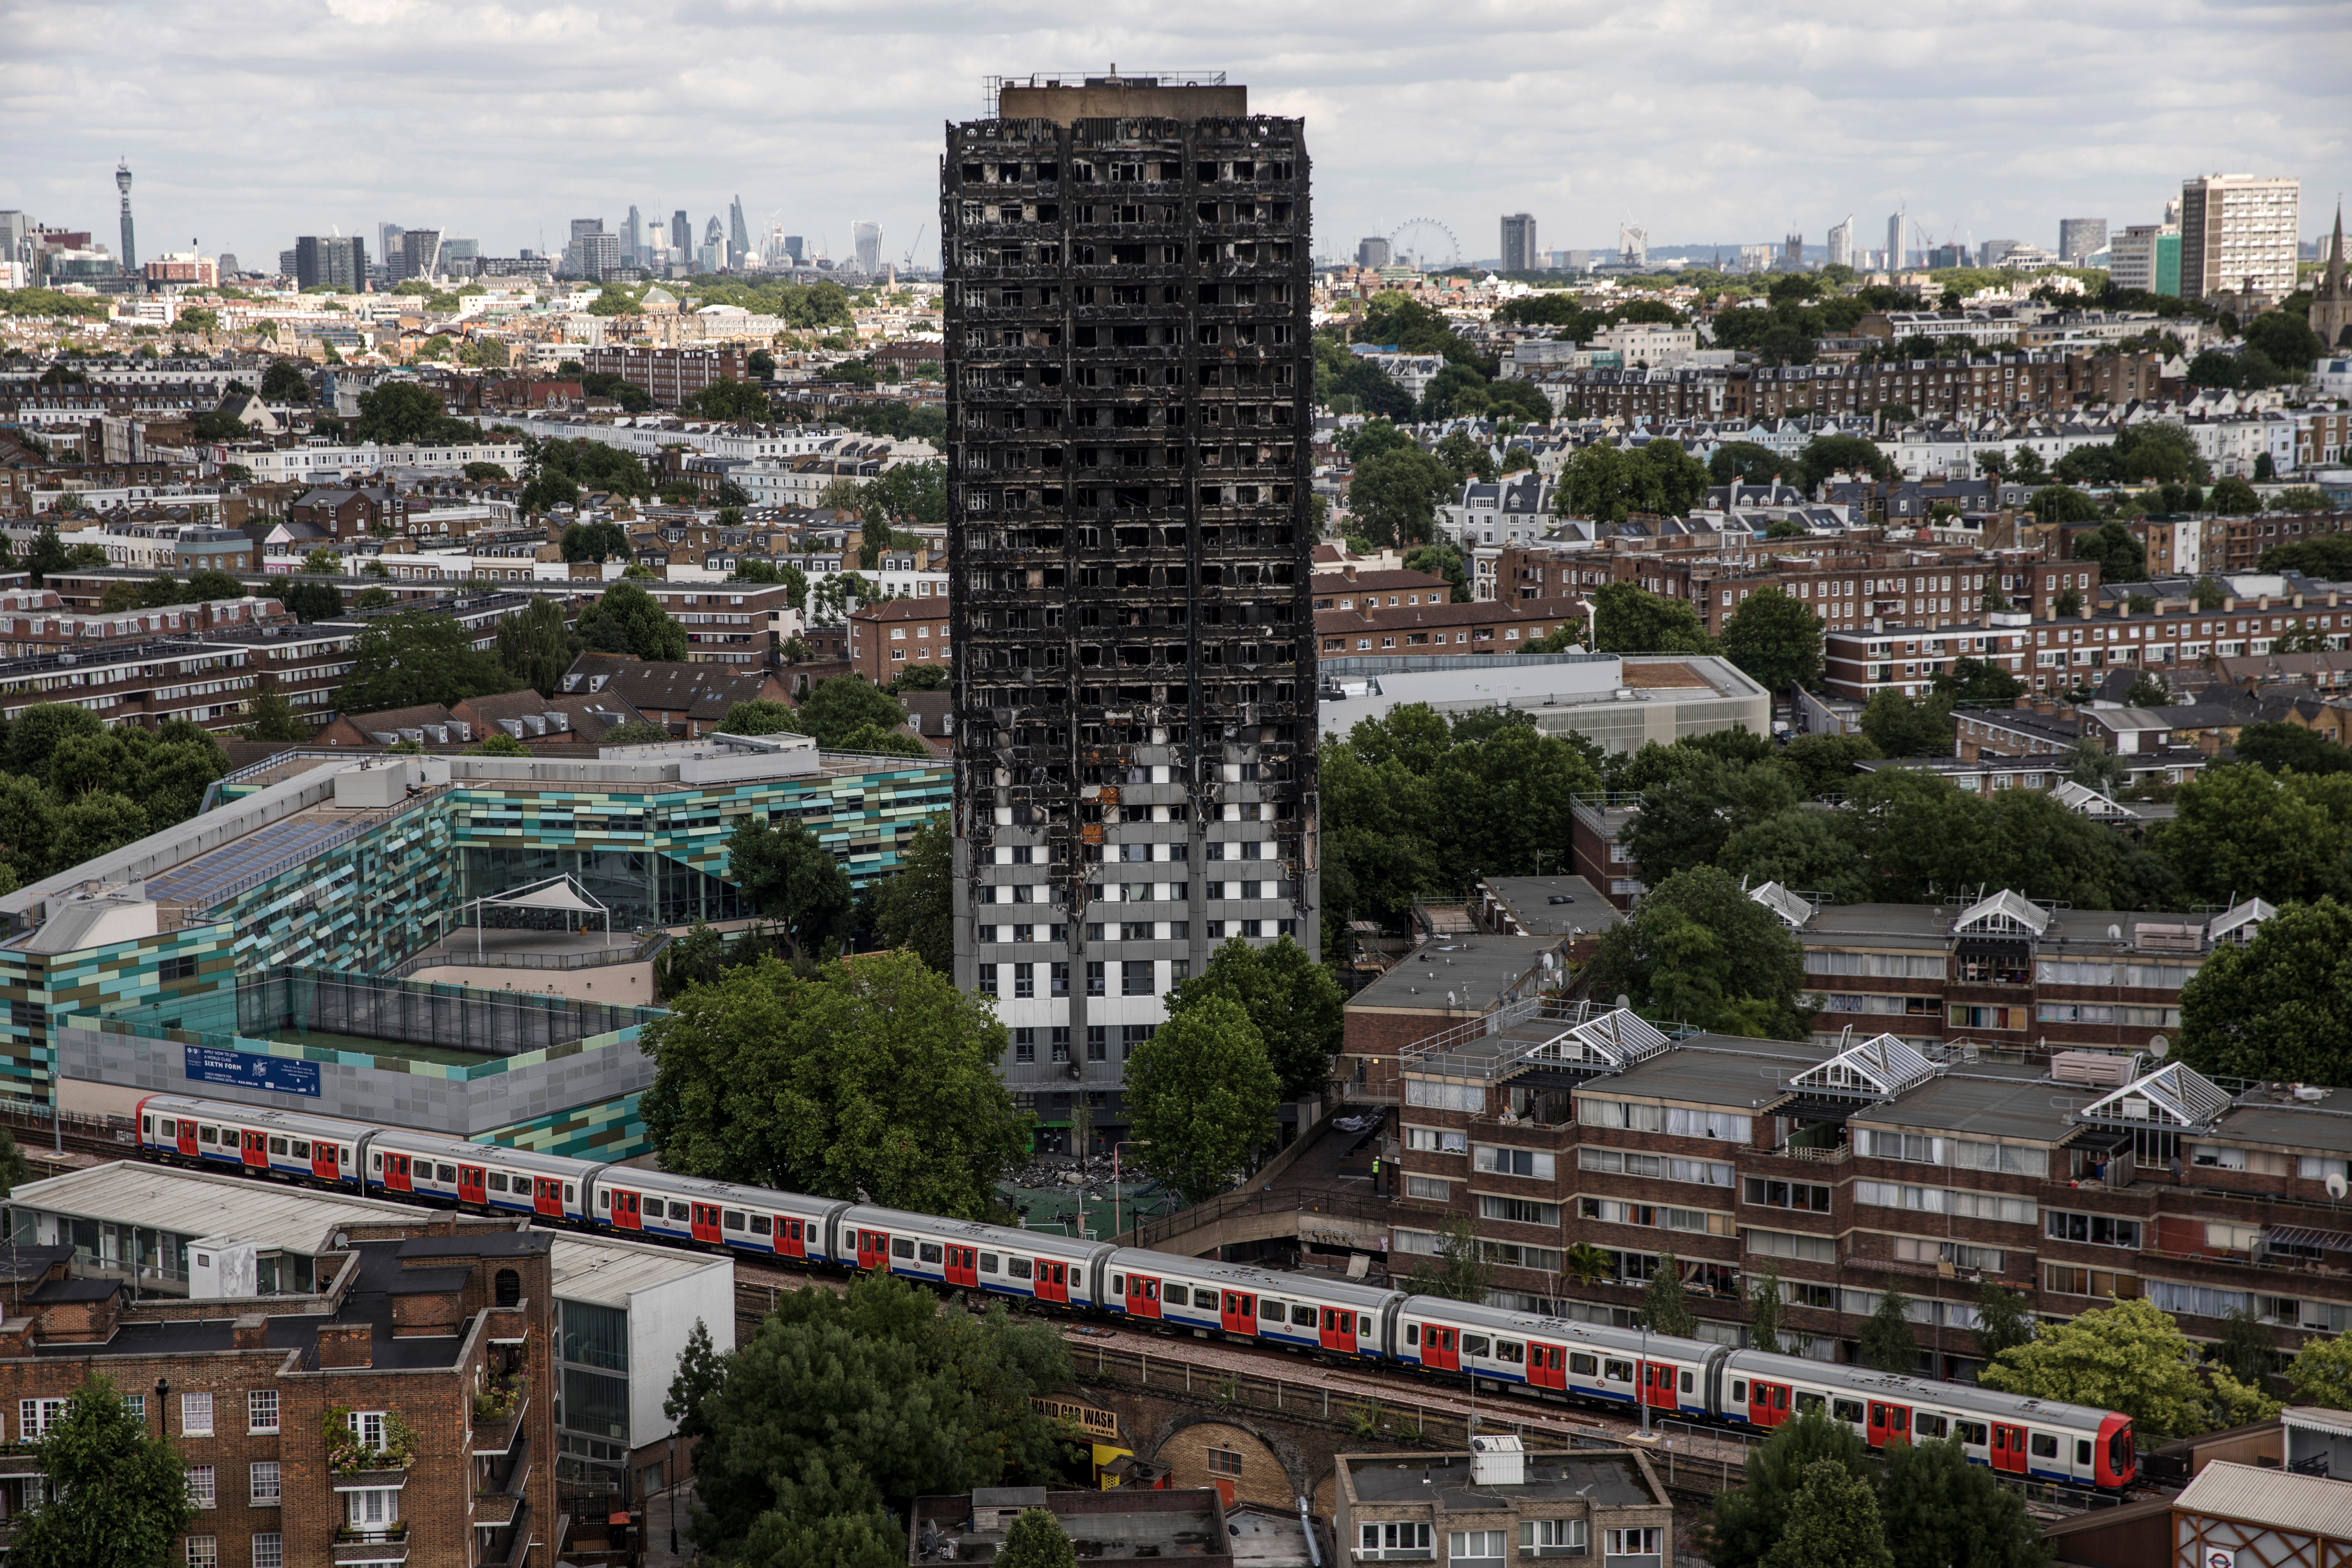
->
482 876 605 914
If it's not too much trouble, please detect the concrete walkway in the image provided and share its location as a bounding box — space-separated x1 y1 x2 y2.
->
637 1483 702 1567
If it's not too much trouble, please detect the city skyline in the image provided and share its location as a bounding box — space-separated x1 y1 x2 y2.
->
4 0 2345 274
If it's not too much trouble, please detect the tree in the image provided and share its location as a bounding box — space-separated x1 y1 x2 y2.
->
1975 1281 2036 1364
576 581 688 661
1796 434 1896 490
2211 476 2260 515
2245 309 2325 370
2177 897 2352 1084
1777 732 1880 796
473 732 530 757
1721 588 1823 692
5 701 105 781
1705 1409 1872 1568
1163 935 1343 1102
2074 518 2147 581
686 1273 1073 1565
1348 445 1456 546
24 524 68 586
0 776 61 888
1581 865 1809 1037
1405 1214 1496 1304
1932 657 2024 707
724 817 853 962
1710 441 1783 487
463 460 510 481
2215 1305 2277 1391
642 952 1029 1218
8 1371 194 1568
1124 994 1281 1203
1858 688 1954 758
1980 1295 2278 1438
1621 751 1803 884
2234 722 2352 776
259 359 312 403
561 520 632 563
2287 1334 2352 1409
2125 671 2174 708
495 597 578 696
998 1509 1079 1568
1402 541 1470 603
2031 484 2101 524
1639 1254 1695 1336
686 378 774 422
338 610 518 713
1858 1288 1916 1374
1719 809 1871 906
351 381 468 444
1587 580 1715 654
791 676 908 749
1761 1459 1891 1568
867 815 951 974
1877 1437 2043 1568
2194 575 2227 610
236 687 312 741
663 1317 726 1443
1746 1263 1782 1355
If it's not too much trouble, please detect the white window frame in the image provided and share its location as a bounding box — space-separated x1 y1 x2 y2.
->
186 1463 217 1509
250 1460 281 1505
250 1535 284 1568
184 1538 219 1568
248 1389 280 1434
181 1391 213 1436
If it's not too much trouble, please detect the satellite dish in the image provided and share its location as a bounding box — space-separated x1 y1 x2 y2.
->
1615 993 1632 1013
2150 1034 2170 1060
2330 1173 2348 1201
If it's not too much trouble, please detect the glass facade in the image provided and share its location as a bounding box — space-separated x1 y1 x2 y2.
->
463 847 747 931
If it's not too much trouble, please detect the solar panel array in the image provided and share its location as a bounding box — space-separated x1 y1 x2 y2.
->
148 816 352 907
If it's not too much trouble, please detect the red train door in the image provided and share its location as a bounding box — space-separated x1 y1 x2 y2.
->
1641 1361 1677 1412
1992 1424 2027 1474
312 1141 340 1181
1421 1324 1459 1371
1750 1381 1792 1429
1126 1273 1161 1319
383 1152 412 1193
1866 1402 1909 1448
776 1216 803 1258
533 1177 564 1218
1220 1290 1257 1335
689 1202 721 1242
1529 1343 1566 1390
607 1188 638 1229
945 1244 979 1288
460 1165 488 1205
1036 1259 1068 1304
241 1130 268 1168
1319 1307 1351 1351
173 1119 197 1157
857 1229 888 1270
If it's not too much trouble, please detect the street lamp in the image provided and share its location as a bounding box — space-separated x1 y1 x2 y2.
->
1111 1141 1151 1240
154 1376 169 1441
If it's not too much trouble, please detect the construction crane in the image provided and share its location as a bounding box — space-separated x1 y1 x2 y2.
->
900 222 928 275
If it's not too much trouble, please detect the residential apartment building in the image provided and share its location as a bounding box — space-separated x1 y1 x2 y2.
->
1316 596 1584 657
1336 1445 1671 1568
1367 951 2352 1380
574 348 748 407
943 75 1317 1147
845 595 952 685
1532 352 2174 425
1436 475 1555 551
2108 224 2181 297
0 1209 552 1568
1499 214 1539 274
2180 175 2301 304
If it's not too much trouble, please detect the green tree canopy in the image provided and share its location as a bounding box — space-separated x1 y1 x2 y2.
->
1561 439 1711 522
1858 688 1954 759
1405 1213 1496 1304
1704 1409 1872 1568
1858 1287 1916 1373
1877 1435 2044 1568
259 359 312 402
1777 732 1880 796
494 597 578 696
999 1509 1080 1568
1348 445 1456 546
1979 1295 2278 1438
283 578 343 624
1124 994 1282 1203
686 1273 1074 1566
339 610 520 713
2177 897 2352 1084
2158 764 2352 906
641 952 1029 1218
1587 580 1716 653
1620 748 1803 884
790 676 910 749
1164 934 1343 1102
1761 1458 1891 1568
2074 518 2147 581
1709 441 1784 487
865 814 951 974
560 519 632 562
1796 434 1897 490
1639 1253 1696 1336
351 380 473 444
576 580 688 661
236 687 313 742
1581 865 1809 1037
1720 587 1824 692
2286 1334 2352 1409
10 1372 194 1568
723 816 854 962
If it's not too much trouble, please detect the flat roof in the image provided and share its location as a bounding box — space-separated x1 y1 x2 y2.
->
1345 1451 1661 1511
1482 876 1626 937
1852 1070 2073 1144
1605 1038 1828 1109
1320 654 1764 741
549 1233 729 1307
9 1161 428 1255
2176 1460 2352 1539
1346 936 1566 1016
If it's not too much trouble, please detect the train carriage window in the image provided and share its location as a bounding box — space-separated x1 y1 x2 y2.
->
980 1253 1000 1274
1573 1353 1599 1377
489 1173 509 1192
723 1212 745 1232
565 1185 576 1203
919 1243 943 1264
293 1141 309 1159
1956 1421 1988 1446
2109 1429 2132 1473
370 1152 381 1170
752 1216 772 1235
1011 1257 1034 1279
1796 1392 1824 1414
1111 1275 1125 1296
1406 1323 1420 1345
200 1126 218 1144
1603 1358 1631 1382
2031 1433 2058 1460
1291 1304 1315 1325
1731 1380 1748 1405
597 1191 610 1209
1164 1283 1186 1306
269 1137 287 1156
437 1164 453 1182
1915 1413 1948 1440
1681 1370 1695 1393
2075 1439 2091 1466
1145 1281 1159 1301
671 1202 690 1220
1833 1399 1864 1423
786 1219 800 1239
1462 1335 1491 1358
143 1116 153 1135
1498 1341 1525 1364
893 1238 916 1259
1257 1298 1280 1321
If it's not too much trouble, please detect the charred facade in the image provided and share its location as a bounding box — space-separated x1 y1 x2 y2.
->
943 78 1317 1137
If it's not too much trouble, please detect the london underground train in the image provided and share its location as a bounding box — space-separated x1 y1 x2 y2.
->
130 1093 2135 1488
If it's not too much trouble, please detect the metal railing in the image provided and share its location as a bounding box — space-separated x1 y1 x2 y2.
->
386 929 671 981
1117 1183 1383 1250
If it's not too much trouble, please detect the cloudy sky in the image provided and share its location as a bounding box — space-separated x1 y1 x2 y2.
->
6 0 2347 272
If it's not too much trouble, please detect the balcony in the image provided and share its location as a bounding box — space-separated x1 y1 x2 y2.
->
332 1522 408 1566
474 1433 533 1528
471 1391 528 1458
481 1501 534 1568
